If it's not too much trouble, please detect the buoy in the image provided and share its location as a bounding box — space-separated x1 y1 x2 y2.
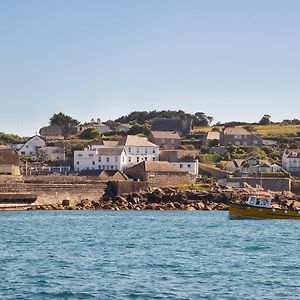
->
272 209 276 213
284 210 288 214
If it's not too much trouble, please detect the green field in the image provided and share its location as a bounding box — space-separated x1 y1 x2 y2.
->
194 124 300 138
253 124 300 138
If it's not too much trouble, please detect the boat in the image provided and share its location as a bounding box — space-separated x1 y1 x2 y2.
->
229 194 300 220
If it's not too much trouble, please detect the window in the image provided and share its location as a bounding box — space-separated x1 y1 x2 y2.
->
128 147 131 153
187 164 191 168
153 149 155 153
145 157 147 161
98 157 101 162
115 165 118 170
153 157 155 161
98 165 101 169
129 157 131 162
137 157 140 163
111 165 114 170
180 164 183 168
89 154 94 157
77 162 79 164
115 156 118 162
92 161 95 165
107 157 110 162
78 154 83 157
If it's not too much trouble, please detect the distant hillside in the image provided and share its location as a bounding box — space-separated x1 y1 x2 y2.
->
114 110 213 127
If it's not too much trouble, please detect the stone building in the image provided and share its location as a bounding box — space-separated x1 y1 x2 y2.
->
124 161 194 186
148 131 181 149
0 147 21 175
220 127 263 146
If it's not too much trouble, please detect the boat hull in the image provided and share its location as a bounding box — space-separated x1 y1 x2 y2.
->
229 203 300 220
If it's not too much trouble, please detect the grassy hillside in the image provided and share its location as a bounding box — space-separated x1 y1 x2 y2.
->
194 124 300 138
253 124 300 138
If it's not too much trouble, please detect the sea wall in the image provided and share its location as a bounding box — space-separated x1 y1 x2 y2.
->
0 175 108 204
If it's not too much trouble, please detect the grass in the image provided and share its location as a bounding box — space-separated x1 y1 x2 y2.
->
166 183 211 191
194 124 300 138
253 124 300 138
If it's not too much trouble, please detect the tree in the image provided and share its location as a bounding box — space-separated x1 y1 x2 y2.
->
50 112 79 127
259 115 272 125
49 112 80 138
127 124 150 136
194 112 212 126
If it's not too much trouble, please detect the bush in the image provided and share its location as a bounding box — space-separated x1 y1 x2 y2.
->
79 128 100 140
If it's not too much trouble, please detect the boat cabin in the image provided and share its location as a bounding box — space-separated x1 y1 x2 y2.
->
247 196 272 208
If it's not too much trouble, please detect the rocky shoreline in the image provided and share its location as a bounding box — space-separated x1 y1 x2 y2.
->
25 185 300 211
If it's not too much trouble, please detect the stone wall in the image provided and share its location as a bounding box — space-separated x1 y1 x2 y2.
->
108 181 149 196
0 175 108 205
147 174 195 187
219 177 291 192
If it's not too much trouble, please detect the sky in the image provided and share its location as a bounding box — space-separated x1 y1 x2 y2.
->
0 0 300 136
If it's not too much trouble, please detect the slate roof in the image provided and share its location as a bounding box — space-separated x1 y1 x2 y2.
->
127 161 187 173
150 131 180 139
96 148 125 156
117 135 158 147
223 127 252 135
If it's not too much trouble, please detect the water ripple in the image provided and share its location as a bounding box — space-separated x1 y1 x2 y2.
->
0 211 299 299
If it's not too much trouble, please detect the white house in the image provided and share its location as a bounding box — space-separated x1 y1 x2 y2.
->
74 147 127 172
16 135 46 157
171 160 199 175
282 149 300 174
117 135 160 168
77 119 110 134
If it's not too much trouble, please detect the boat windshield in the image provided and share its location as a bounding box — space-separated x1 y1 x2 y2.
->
248 196 272 208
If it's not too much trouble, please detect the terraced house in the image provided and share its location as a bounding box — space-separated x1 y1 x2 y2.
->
220 127 263 146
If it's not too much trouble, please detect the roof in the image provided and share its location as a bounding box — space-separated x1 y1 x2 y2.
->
0 149 21 166
117 135 158 147
150 131 180 139
127 161 187 173
96 148 125 156
223 127 252 135
206 131 220 140
102 140 118 146
98 170 129 180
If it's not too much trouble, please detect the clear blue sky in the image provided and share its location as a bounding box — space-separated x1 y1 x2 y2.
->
1 0 300 136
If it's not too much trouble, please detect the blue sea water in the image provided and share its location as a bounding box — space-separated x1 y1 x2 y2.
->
0 211 299 300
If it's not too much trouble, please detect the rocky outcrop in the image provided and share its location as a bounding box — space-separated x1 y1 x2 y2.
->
18 183 300 211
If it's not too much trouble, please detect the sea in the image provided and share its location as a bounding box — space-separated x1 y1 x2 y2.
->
0 211 299 300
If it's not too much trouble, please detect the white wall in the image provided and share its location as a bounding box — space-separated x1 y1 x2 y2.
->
171 160 199 175
74 150 127 171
